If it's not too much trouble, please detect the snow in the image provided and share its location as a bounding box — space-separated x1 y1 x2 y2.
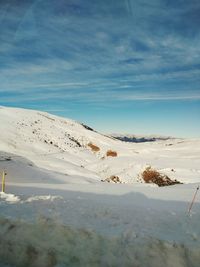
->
0 106 200 267
0 192 20 203
0 106 199 185
25 195 62 202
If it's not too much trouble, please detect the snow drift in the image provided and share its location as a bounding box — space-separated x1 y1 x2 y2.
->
0 217 200 267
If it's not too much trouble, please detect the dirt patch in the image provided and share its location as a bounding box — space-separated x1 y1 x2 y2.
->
88 143 100 152
106 150 117 157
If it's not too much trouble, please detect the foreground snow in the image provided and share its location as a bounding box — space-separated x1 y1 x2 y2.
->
0 154 199 267
0 106 200 267
0 183 200 267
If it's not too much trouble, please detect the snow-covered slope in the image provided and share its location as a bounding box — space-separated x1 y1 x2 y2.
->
0 106 120 182
0 106 200 185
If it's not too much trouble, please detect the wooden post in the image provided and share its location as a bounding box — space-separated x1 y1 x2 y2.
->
1 171 6 193
188 186 199 215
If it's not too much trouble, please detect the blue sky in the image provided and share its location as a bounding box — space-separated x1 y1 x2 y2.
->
0 0 200 137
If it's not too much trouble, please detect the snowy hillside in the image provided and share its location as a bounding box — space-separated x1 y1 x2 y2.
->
0 106 200 185
0 106 200 267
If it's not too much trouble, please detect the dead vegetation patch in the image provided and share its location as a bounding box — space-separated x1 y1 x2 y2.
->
88 142 100 152
106 150 117 157
142 166 182 187
102 175 122 183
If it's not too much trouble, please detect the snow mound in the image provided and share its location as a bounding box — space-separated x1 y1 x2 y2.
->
0 192 20 203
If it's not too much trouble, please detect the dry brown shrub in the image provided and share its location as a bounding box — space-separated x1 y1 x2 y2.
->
106 150 117 157
142 166 182 187
88 142 100 152
142 167 160 183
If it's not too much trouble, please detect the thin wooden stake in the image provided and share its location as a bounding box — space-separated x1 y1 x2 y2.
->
188 186 199 215
1 171 5 192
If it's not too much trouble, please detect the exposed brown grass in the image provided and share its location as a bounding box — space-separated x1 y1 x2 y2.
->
142 166 182 187
88 142 100 152
106 150 117 157
142 167 160 183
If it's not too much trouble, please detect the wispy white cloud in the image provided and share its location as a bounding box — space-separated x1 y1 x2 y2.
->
1 85 199 105
119 94 200 101
0 0 200 115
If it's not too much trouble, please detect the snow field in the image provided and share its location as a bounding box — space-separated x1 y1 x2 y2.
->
0 106 200 267
0 106 200 184
0 192 200 267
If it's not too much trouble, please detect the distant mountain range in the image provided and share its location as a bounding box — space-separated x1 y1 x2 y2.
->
111 134 173 143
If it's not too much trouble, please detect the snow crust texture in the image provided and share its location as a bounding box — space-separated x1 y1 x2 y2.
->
0 217 199 267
